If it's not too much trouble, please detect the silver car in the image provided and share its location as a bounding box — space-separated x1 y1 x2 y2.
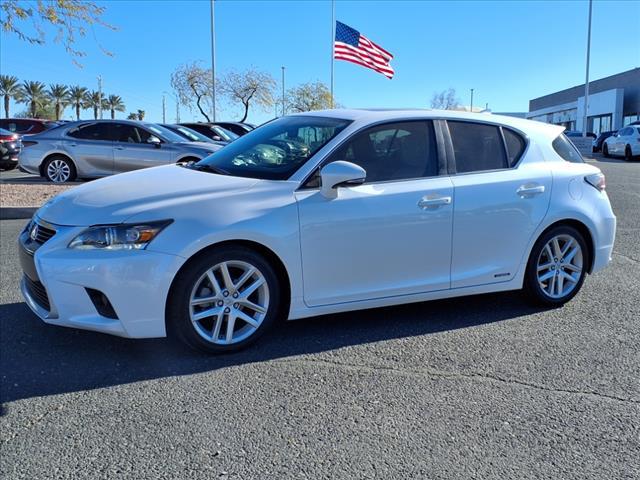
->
19 120 223 183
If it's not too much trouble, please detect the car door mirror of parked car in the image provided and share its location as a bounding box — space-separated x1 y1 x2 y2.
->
319 161 366 199
147 136 162 147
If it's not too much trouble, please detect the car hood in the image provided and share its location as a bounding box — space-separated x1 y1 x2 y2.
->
177 141 223 150
36 165 259 226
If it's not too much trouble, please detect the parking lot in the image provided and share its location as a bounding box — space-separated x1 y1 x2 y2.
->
0 156 638 479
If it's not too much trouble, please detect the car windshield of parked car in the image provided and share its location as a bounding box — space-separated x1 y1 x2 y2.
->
213 126 239 142
147 124 188 143
173 126 213 143
194 116 351 180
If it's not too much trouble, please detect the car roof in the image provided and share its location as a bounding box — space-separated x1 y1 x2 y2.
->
293 108 565 139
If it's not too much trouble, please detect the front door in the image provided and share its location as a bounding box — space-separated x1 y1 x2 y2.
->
65 122 114 176
295 120 454 307
111 123 173 173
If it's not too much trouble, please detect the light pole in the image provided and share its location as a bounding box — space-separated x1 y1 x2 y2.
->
97 75 103 120
210 0 217 122
163 91 180 123
281 66 286 117
470 88 474 113
162 94 166 123
583 0 593 137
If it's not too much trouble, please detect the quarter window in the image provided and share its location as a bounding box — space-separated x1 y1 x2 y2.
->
448 121 508 173
328 121 438 183
503 128 526 166
552 134 584 163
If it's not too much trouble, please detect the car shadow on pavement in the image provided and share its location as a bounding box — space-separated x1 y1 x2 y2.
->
0 292 546 406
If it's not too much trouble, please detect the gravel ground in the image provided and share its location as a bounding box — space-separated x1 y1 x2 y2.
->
0 183 72 207
1 157 639 479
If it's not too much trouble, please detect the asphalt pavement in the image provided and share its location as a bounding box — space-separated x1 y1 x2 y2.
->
1 157 639 479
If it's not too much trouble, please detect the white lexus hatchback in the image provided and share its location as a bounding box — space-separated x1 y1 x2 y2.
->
19 110 616 353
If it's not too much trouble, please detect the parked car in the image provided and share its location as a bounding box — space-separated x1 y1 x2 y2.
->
18 110 616 353
0 118 60 135
161 123 227 147
602 125 640 161
565 130 596 139
18 120 222 183
179 123 240 142
592 130 617 153
0 127 22 170
212 121 255 136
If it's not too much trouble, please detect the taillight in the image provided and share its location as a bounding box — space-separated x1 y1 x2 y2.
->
585 173 606 192
0 134 18 142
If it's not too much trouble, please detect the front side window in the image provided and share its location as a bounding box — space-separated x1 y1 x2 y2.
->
326 121 438 183
194 116 350 180
67 123 112 141
448 121 508 173
552 134 584 163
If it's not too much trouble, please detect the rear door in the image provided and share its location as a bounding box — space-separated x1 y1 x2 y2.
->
446 121 552 288
66 123 114 176
111 123 174 173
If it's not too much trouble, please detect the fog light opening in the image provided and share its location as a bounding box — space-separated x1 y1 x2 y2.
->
85 288 119 319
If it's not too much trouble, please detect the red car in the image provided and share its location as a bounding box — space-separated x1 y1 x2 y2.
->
0 118 60 135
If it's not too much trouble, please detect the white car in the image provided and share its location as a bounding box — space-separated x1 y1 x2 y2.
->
602 125 640 161
19 110 616 353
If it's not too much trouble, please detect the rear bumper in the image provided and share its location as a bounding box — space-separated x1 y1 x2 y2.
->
590 194 616 274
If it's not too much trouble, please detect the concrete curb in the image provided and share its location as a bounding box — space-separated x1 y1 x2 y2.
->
0 207 38 220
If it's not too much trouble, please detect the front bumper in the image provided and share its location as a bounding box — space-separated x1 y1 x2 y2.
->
19 217 184 338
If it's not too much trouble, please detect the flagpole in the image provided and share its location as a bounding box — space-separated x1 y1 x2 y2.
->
330 0 335 108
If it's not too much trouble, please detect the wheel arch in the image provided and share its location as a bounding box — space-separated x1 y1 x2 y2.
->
165 239 292 331
531 218 595 274
40 151 75 176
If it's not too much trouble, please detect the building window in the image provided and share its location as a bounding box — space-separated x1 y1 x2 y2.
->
623 113 639 126
588 114 612 135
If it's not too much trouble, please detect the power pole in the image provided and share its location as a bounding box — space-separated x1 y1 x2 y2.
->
281 66 286 117
97 75 103 120
162 94 166 123
176 101 180 123
583 0 593 137
210 0 217 122
470 88 474 113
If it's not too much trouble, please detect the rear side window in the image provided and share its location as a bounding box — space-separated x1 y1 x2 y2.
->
448 121 508 173
552 134 584 163
68 123 113 141
503 128 526 166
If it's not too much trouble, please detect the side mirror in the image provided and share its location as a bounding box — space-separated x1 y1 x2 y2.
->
147 135 161 147
320 161 366 199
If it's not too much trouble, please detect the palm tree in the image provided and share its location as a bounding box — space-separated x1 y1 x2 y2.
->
20 81 48 118
105 94 125 120
137 109 145 121
47 84 69 120
0 75 23 118
68 86 88 120
85 90 103 120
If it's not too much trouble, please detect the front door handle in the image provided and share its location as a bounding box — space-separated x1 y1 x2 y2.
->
517 184 545 197
418 195 452 209
115 146 125 150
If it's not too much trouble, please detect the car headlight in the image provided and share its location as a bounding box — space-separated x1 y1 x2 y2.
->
68 220 172 250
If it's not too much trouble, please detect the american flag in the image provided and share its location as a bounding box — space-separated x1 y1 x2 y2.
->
334 21 394 79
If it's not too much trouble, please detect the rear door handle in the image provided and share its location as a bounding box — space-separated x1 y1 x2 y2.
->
115 146 125 150
517 184 545 197
418 195 452 209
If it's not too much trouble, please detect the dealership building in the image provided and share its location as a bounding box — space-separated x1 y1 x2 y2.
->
527 68 640 134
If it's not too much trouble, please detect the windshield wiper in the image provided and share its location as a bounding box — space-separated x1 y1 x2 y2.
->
191 164 230 175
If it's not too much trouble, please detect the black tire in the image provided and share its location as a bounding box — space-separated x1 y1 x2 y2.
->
43 155 77 183
523 225 589 307
167 245 283 353
624 145 633 162
0 163 18 171
602 144 610 158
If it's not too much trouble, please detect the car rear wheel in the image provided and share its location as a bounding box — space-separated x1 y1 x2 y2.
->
624 145 633 162
524 226 588 307
44 156 77 183
602 144 610 158
167 246 282 353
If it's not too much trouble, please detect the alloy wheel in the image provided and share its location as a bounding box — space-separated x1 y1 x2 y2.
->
189 260 269 345
47 159 71 183
536 234 583 299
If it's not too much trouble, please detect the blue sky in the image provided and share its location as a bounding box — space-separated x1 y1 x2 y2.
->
1 0 639 124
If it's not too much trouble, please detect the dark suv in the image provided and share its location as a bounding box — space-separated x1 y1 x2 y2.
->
0 118 60 135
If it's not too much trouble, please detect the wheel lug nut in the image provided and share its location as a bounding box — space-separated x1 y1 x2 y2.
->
554 258 558 262
224 307 230 313
217 301 223 307
551 266 555 270
232 292 238 298
223 291 229 297
233 303 239 309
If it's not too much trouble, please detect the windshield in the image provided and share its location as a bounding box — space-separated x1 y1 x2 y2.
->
195 116 351 180
147 124 188 143
173 125 213 143
212 126 239 142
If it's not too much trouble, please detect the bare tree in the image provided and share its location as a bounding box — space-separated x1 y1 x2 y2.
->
170 62 213 122
1 0 116 66
218 68 275 122
430 88 460 110
286 81 337 113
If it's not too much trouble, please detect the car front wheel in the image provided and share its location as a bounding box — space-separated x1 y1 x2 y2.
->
167 246 282 353
602 144 610 158
524 226 588 307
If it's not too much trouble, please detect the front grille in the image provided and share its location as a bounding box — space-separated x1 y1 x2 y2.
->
24 275 50 311
32 222 56 245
